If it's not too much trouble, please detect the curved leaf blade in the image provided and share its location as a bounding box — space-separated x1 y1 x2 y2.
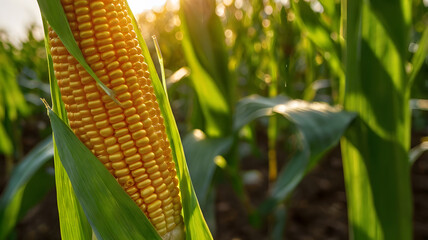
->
235 95 355 213
234 95 289 131
183 130 233 205
271 100 355 200
48 107 161 240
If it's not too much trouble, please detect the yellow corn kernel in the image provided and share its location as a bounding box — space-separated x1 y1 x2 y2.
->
48 0 183 238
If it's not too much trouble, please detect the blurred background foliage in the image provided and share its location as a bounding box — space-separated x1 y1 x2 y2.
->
0 0 427 239
0 26 51 173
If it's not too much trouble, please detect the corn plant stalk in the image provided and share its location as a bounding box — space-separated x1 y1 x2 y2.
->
179 0 233 137
340 0 413 239
266 1 280 183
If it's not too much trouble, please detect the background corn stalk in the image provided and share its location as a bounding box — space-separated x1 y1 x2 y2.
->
340 0 427 238
178 1 356 238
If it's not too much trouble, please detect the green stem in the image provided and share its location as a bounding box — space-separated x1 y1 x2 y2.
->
152 35 168 102
267 10 279 183
340 0 413 239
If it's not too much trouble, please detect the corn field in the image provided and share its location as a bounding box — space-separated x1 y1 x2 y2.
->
0 0 427 239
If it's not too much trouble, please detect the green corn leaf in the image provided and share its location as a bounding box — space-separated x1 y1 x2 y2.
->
367 0 411 59
47 107 161 240
0 137 54 240
234 95 355 214
182 130 233 234
179 0 232 137
234 95 289 132
152 36 168 99
127 3 213 239
183 130 233 206
53 143 93 240
272 101 354 200
179 0 231 99
340 0 413 239
408 27 428 86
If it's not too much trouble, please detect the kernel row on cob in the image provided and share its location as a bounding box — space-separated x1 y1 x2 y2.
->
47 0 184 239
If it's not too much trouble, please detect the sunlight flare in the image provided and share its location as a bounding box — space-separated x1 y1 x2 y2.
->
127 0 180 13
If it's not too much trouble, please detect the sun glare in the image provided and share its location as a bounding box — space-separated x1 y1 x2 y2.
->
127 0 179 14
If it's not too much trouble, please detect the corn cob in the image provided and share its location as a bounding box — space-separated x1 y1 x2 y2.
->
48 0 184 238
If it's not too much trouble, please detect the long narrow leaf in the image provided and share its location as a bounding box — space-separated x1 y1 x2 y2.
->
235 95 355 213
183 130 233 205
47 107 161 240
179 0 232 137
408 27 428 86
340 0 413 239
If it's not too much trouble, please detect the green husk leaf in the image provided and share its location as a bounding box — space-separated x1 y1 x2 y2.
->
47 106 161 240
152 35 168 99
